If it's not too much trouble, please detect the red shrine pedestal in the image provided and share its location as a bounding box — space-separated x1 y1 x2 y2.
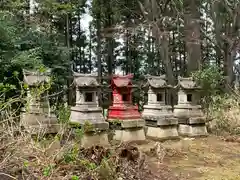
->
107 74 146 142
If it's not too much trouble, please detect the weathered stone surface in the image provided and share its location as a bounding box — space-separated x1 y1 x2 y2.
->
70 72 109 148
81 131 109 148
71 106 101 112
188 117 206 124
21 109 58 124
142 75 178 140
143 109 174 119
177 118 188 124
175 77 200 90
113 128 146 142
178 124 208 137
21 69 59 134
174 104 203 118
144 75 171 88
73 72 99 87
108 119 145 128
142 100 175 127
145 117 178 126
146 126 179 140
178 117 206 124
142 105 173 116
21 120 60 134
174 76 208 137
120 119 145 128
21 112 59 134
70 106 108 131
23 69 50 86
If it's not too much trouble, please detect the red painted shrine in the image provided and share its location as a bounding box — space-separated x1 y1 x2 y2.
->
108 74 141 120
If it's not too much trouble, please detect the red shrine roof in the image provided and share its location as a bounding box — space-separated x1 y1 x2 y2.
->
111 74 133 87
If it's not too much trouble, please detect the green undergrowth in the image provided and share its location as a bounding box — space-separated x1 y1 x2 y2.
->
192 65 240 135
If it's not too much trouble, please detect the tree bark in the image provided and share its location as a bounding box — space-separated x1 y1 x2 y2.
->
184 0 201 75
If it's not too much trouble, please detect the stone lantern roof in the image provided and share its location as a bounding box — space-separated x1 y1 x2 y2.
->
23 69 50 86
145 75 172 88
175 77 201 90
73 72 99 87
111 74 133 88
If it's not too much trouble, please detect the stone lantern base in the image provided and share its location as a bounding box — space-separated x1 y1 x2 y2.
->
143 115 179 140
70 106 109 147
108 119 146 142
70 106 109 130
174 105 208 137
146 126 179 140
177 117 208 137
142 105 179 140
178 124 208 137
79 131 110 148
69 128 109 148
20 110 60 135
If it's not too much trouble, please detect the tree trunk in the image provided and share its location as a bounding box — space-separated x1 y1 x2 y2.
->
160 32 176 105
89 25 92 73
211 1 223 69
125 30 129 74
224 22 235 89
65 13 73 105
96 18 102 80
96 10 102 106
78 13 82 73
184 0 201 76
107 37 113 76
147 29 151 74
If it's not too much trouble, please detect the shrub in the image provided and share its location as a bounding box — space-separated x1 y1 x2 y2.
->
192 65 224 98
192 65 240 135
207 93 240 135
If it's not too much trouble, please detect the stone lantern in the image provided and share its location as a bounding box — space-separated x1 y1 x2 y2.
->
107 74 145 142
70 72 109 147
174 77 208 136
20 69 59 134
142 75 178 140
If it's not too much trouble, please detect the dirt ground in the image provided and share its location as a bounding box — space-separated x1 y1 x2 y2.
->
138 135 240 180
1 134 239 179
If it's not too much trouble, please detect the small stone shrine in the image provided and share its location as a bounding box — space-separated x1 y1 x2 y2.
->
142 75 178 140
20 69 59 134
70 72 109 147
107 74 145 142
173 77 208 137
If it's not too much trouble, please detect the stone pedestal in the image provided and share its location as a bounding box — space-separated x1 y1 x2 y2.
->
178 124 208 137
20 109 59 134
70 73 109 147
20 69 59 135
80 131 109 148
113 128 145 142
108 119 145 142
142 75 179 140
107 74 146 142
70 106 109 130
174 77 208 137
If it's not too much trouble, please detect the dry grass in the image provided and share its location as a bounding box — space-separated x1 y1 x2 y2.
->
1 121 240 180
1 90 240 179
0 123 180 180
138 136 240 180
207 94 240 135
